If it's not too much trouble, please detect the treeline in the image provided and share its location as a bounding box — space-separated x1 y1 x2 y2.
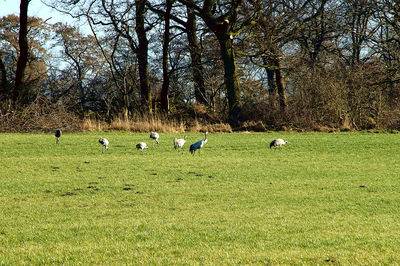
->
1 0 400 131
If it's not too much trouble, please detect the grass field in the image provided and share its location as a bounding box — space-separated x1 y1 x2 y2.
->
1 131 400 264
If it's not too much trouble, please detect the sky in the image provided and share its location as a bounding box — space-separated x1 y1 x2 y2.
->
0 0 92 35
0 0 75 25
0 0 90 66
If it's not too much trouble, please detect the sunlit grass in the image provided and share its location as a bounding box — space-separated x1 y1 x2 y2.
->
0 131 400 264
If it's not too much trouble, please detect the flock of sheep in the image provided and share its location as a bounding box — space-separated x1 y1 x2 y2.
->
54 129 288 154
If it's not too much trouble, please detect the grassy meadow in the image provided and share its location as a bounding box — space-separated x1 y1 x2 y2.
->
0 131 400 264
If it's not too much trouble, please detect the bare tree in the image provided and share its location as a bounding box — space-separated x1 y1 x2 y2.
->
160 0 173 113
348 0 373 65
13 0 31 108
135 0 152 115
175 0 244 125
0 53 8 101
46 0 153 116
185 0 207 106
147 0 208 106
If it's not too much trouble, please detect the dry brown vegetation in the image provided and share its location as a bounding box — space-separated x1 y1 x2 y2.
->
2 97 399 133
2 90 400 133
0 98 233 133
0 97 81 132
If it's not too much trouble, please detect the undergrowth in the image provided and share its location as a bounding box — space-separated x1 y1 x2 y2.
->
1 96 396 133
0 97 232 133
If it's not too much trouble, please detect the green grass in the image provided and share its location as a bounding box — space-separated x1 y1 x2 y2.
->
1 131 400 264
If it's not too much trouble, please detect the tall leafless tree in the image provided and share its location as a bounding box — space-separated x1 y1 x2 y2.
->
135 0 152 115
176 0 244 125
185 0 207 106
147 0 208 106
0 53 8 101
13 0 30 108
160 0 173 113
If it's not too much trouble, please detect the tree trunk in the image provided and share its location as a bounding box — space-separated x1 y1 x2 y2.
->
262 56 277 109
182 0 242 126
186 4 207 105
64 45 84 114
160 0 172 113
218 36 242 125
273 55 287 115
267 69 276 108
122 105 129 121
13 0 30 108
146 0 208 106
0 55 8 101
122 72 130 121
135 0 152 115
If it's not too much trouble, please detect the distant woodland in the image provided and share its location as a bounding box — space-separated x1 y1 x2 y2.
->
1 0 400 131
